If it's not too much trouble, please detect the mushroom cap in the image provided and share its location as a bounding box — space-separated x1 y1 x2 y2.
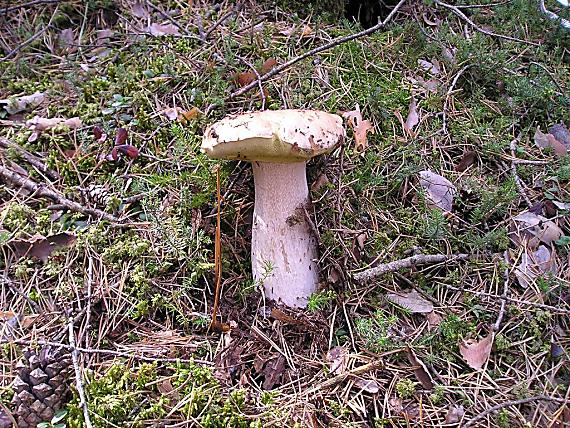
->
201 109 345 162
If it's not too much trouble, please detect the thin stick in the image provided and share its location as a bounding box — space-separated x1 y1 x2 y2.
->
2 338 212 364
462 395 568 428
68 317 94 428
210 166 223 330
509 138 532 207
493 259 509 331
0 164 120 222
434 0 539 45
304 359 385 395
229 0 407 99
1 0 60 14
353 253 471 283
0 137 61 181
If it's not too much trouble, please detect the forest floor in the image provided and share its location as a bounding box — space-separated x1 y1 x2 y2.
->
1 0 569 427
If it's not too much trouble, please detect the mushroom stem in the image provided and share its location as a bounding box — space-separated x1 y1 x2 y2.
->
251 161 318 307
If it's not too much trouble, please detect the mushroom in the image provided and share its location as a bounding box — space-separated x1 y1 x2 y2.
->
201 109 345 307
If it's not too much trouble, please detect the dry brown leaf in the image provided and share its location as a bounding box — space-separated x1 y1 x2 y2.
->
404 97 419 134
445 404 465 424
406 348 434 389
8 233 77 262
342 105 374 152
418 59 441 75
454 150 477 172
326 346 348 375
534 128 567 157
1 92 45 114
386 290 433 314
262 355 286 389
509 212 563 248
279 24 313 37
459 332 494 370
549 122 570 150
26 116 82 142
58 28 76 52
234 71 256 87
261 58 278 74
163 107 181 121
132 2 150 18
514 245 557 288
418 170 456 212
311 173 330 192
178 107 201 123
426 311 443 330
147 23 181 37
354 378 380 393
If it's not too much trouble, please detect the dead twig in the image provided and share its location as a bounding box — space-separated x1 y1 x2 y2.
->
462 395 569 427
434 0 539 46
0 164 120 222
509 137 533 207
0 0 60 14
229 0 407 99
68 317 94 428
0 137 61 181
353 253 472 283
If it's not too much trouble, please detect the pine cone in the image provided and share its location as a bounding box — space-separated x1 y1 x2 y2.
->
11 346 72 428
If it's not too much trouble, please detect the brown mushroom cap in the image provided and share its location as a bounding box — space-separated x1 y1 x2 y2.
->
201 109 345 163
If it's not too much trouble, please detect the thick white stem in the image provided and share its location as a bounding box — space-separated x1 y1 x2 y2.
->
251 162 318 307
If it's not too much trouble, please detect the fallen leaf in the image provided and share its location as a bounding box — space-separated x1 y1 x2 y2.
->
342 105 374 152
404 97 419 134
58 28 75 52
147 23 181 37
534 128 567 157
445 405 465 424
262 354 286 389
354 378 380 393
0 92 45 114
163 107 181 121
279 24 313 37
311 173 330 192
418 59 441 76
386 290 434 314
454 150 477 172
115 127 128 145
426 311 443 330
9 233 77 262
26 116 82 142
326 346 348 375
96 29 114 45
234 71 256 87
509 212 563 248
270 307 302 325
261 58 278 74
549 123 570 150
418 170 456 212
514 245 557 288
114 144 139 159
406 348 434 389
178 107 201 123
459 332 494 370
93 125 107 143
132 2 150 18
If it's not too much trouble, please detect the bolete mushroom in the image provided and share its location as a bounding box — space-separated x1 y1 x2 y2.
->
201 109 345 307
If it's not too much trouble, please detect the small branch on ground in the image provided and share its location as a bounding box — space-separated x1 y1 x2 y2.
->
434 0 539 46
0 0 60 14
445 284 570 315
0 164 120 222
68 317 94 428
462 395 568 428
493 257 509 331
442 64 471 134
229 0 407 100
509 137 533 207
353 253 471 283
0 137 61 181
